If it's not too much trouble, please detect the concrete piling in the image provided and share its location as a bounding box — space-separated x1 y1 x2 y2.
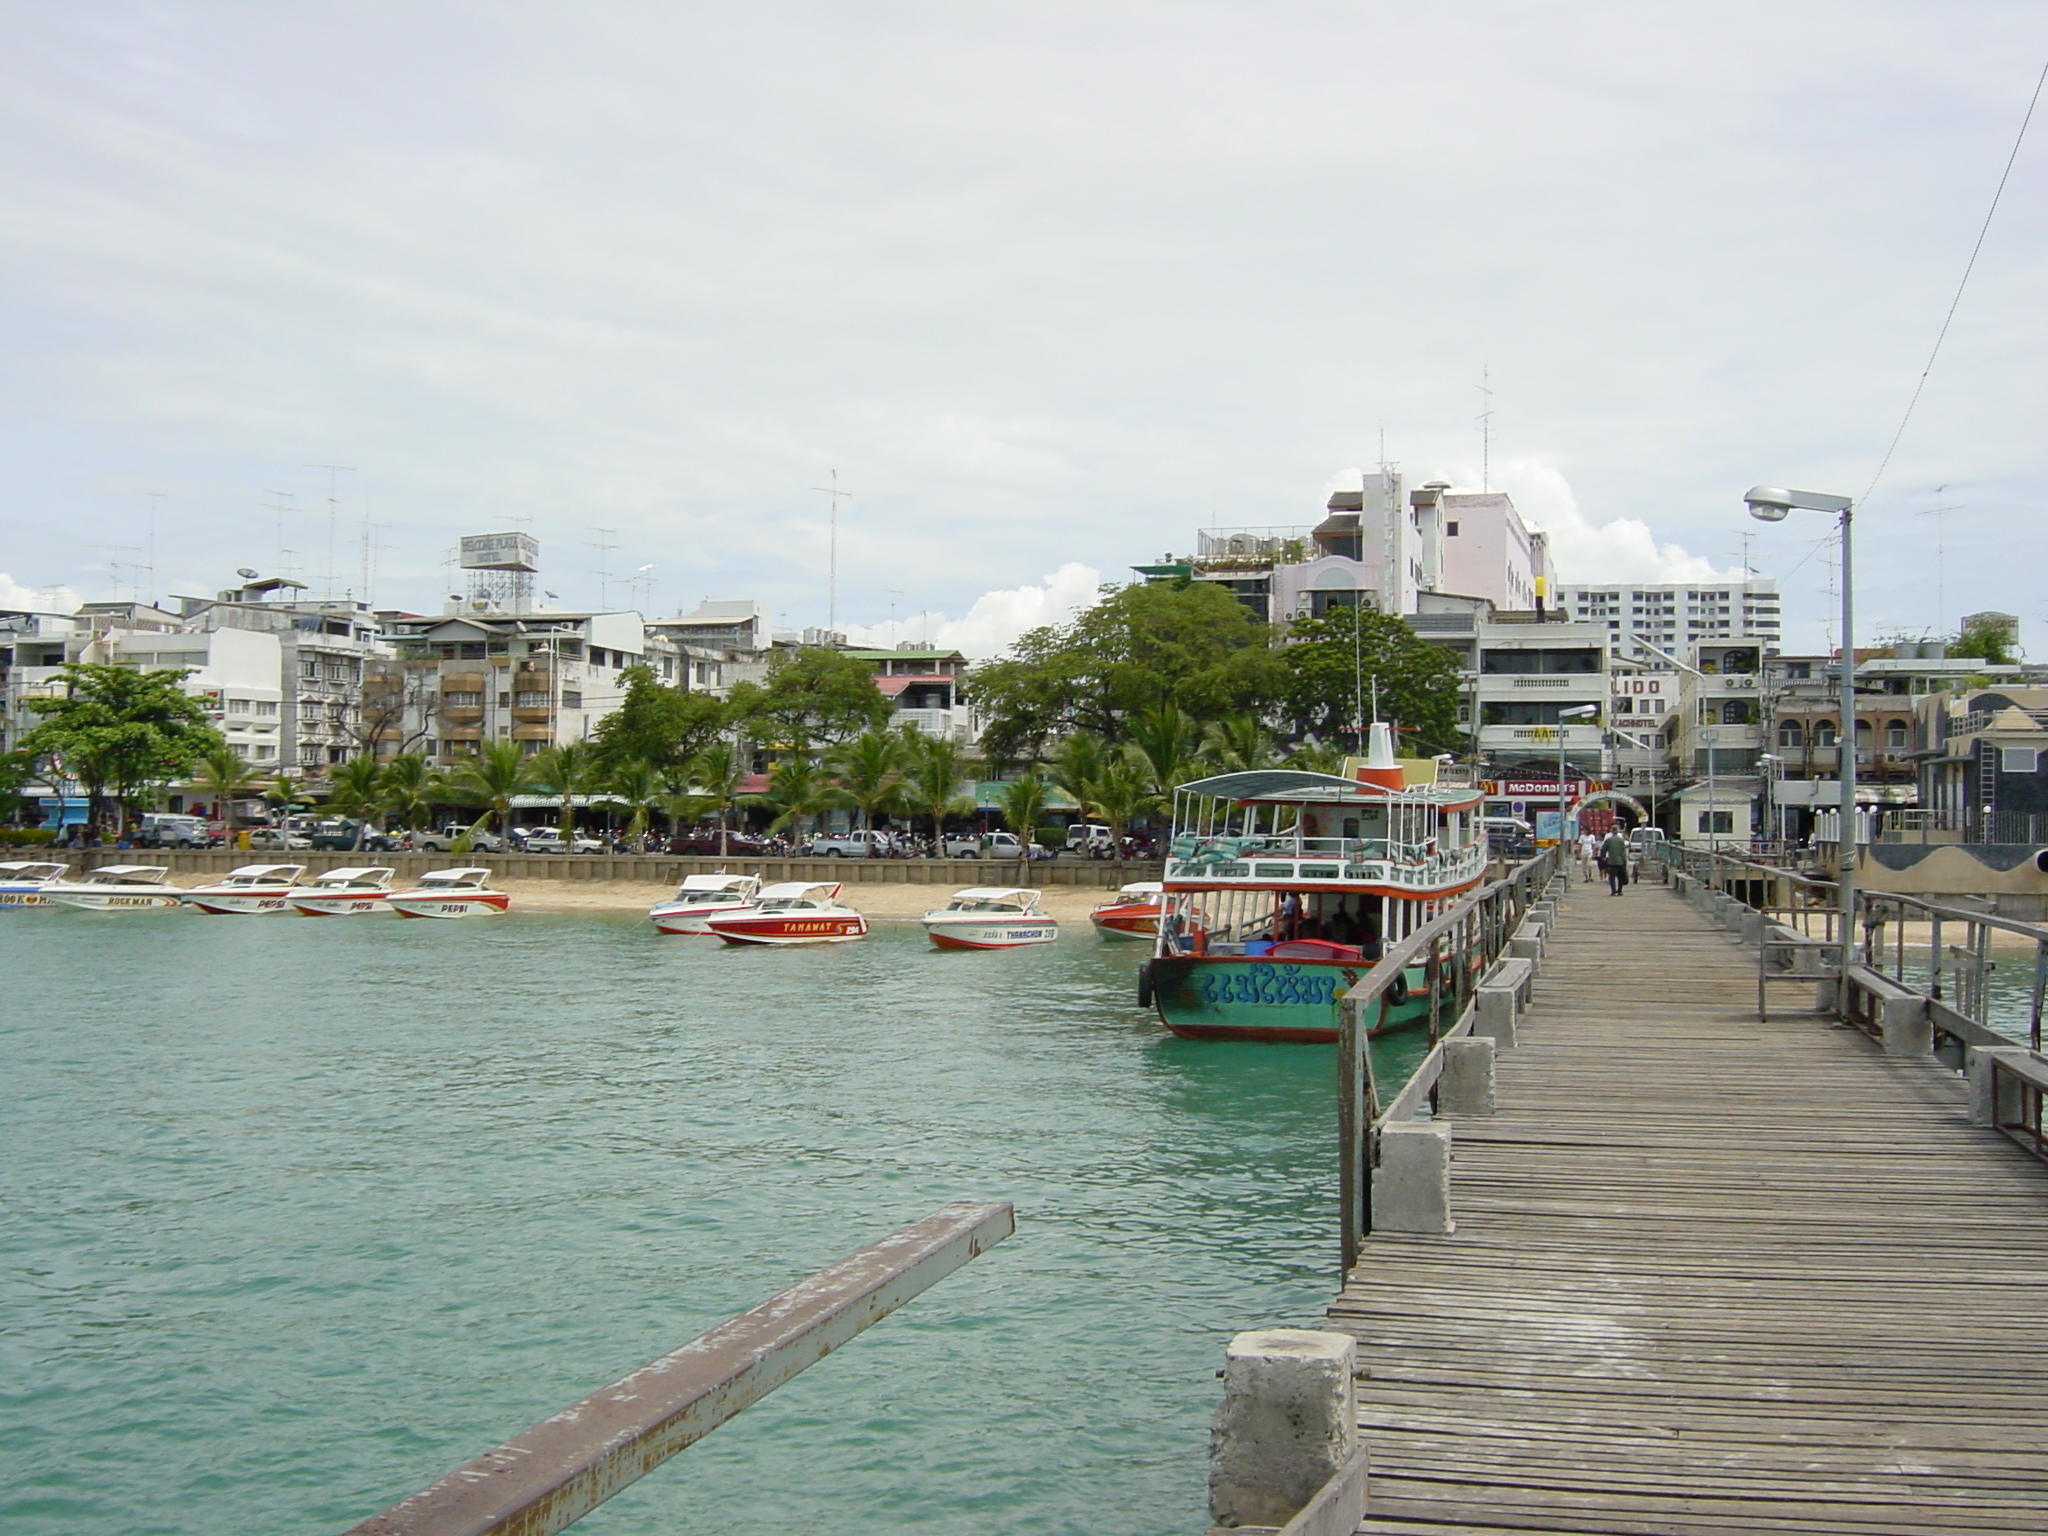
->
1209 1329 1360 1531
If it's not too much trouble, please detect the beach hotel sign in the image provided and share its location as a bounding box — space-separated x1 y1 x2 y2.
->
1612 673 1669 729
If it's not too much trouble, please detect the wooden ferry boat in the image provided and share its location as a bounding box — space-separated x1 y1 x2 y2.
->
1140 725 1486 1043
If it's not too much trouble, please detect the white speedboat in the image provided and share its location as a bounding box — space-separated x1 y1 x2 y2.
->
0 861 68 908
1089 880 1164 941
288 867 397 917
44 865 184 912
920 888 1060 950
649 871 763 935
703 881 868 946
184 864 307 915
387 868 511 919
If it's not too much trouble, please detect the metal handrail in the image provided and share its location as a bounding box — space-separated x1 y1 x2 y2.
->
343 1202 1015 1536
1337 848 1561 1272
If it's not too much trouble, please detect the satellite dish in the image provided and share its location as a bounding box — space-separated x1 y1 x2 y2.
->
236 567 260 580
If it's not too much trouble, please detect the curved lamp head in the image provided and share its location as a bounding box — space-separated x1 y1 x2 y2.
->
1744 485 1852 522
1560 704 1599 721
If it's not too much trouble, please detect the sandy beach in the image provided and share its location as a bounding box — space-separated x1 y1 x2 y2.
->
501 876 1119 923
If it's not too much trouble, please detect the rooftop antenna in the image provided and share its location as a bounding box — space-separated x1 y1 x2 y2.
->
1913 485 1972 637
586 527 618 608
812 468 853 631
86 543 144 603
1475 366 1494 493
263 490 296 574
630 563 656 612
141 491 164 606
306 464 355 598
886 588 903 639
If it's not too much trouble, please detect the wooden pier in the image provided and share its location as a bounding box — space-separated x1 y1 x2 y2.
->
1330 873 2048 1534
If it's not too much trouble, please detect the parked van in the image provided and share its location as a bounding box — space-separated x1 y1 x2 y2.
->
139 813 214 849
1066 823 1116 858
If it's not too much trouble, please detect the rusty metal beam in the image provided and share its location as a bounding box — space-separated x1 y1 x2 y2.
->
343 1200 1016 1536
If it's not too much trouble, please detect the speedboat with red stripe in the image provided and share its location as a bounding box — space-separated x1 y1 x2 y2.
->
387 868 511 919
704 881 867 946
185 864 307 915
921 888 1059 950
288 867 397 916
1089 880 1162 941
649 871 763 935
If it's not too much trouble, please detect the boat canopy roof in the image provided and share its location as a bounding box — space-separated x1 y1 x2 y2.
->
951 887 1040 902
1112 881 1163 897
221 864 304 881
758 881 843 902
83 865 171 883
0 861 67 880
1173 769 1480 806
676 872 760 893
312 867 395 886
418 867 493 887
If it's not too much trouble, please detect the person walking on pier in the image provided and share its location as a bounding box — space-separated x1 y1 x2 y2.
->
1599 829 1630 895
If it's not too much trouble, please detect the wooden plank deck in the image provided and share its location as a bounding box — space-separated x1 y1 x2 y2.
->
1331 874 2048 1535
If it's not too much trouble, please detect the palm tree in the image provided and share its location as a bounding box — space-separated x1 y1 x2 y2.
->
1048 732 1107 825
1285 737 1347 776
1204 713 1278 774
324 754 387 849
1127 702 1209 798
443 741 537 839
379 752 434 833
905 732 974 849
190 745 270 829
742 755 844 845
1083 746 1161 861
531 741 602 844
996 768 1052 873
605 757 665 845
686 740 749 854
826 727 910 831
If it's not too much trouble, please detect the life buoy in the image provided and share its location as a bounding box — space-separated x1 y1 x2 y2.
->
1136 961 1155 1009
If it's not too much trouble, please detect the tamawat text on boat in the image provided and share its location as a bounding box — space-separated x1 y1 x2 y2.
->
1138 723 1486 1043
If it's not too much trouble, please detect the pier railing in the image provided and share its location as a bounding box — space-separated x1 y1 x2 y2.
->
1336 847 1562 1271
341 1202 1013 1536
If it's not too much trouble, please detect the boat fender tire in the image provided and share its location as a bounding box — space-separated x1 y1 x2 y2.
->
1136 961 1155 1009
1386 971 1409 1007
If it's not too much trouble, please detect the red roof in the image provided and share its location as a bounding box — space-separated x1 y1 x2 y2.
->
875 674 954 697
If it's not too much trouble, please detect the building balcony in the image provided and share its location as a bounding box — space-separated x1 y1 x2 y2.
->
440 705 484 725
510 723 553 741
441 725 483 742
442 671 488 691
511 705 552 723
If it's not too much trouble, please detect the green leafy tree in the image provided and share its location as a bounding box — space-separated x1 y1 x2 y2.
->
1048 732 1109 825
1952 613 2019 667
728 648 891 752
826 727 911 830
379 753 434 832
531 741 603 842
324 754 387 848
1126 702 1211 798
590 665 728 775
742 755 844 843
19 662 222 831
1203 713 1278 774
970 582 1284 762
1283 737 1347 775
904 732 975 846
190 745 273 827
0 748 39 824
442 741 537 836
604 757 665 843
684 740 750 853
995 768 1052 868
1082 747 1161 859
1278 605 1463 756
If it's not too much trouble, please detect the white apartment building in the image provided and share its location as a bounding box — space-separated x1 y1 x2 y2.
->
1410 593 1611 773
1559 579 1782 656
90 625 287 766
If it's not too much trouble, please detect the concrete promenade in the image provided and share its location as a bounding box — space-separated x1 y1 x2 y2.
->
1330 869 2048 1533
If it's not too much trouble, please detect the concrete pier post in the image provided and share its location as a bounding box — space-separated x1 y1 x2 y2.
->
1439 1038 1496 1116
1209 1329 1360 1531
1969 1047 2031 1126
1373 1124 1453 1235
1472 985 1518 1048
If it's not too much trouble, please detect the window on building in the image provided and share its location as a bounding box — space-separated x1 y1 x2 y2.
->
1701 811 1734 834
1445 521 1459 536
1721 700 1754 725
227 698 253 714
1886 723 1909 749
459 643 487 659
514 691 548 708
300 659 319 679
2002 747 2041 773
561 690 583 709
1815 722 1838 747
1778 722 1803 748
255 700 279 716
444 691 483 706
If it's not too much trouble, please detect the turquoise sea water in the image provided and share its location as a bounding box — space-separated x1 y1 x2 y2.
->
0 909 1347 1535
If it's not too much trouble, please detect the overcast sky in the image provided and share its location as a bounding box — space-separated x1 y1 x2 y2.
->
3 2 2043 658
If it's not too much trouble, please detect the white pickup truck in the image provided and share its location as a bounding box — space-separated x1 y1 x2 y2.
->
807 829 895 858
941 831 1026 859
414 823 507 854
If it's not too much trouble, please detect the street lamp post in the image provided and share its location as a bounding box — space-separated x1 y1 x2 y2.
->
1745 486 1857 963
1558 703 1598 864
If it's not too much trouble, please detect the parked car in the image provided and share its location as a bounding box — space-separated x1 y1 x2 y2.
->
247 826 313 851
668 830 768 857
138 813 216 849
363 828 414 853
941 831 1025 859
808 829 895 858
307 818 366 851
522 829 606 854
1066 822 1117 859
414 823 506 854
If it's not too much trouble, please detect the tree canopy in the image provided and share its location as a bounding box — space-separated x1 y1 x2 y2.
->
1951 613 2019 667
1275 605 1464 757
727 647 892 751
19 663 222 825
970 582 1283 762
589 665 728 776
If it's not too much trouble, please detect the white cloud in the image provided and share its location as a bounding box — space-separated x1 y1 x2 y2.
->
1462 461 1745 586
840 563 1102 659
0 574 82 613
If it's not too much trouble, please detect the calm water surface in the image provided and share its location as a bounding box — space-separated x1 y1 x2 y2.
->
1 908 1347 1535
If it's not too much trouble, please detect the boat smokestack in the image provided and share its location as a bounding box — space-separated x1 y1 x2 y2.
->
1355 722 1406 791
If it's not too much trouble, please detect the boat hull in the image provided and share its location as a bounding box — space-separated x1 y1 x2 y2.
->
1089 905 1160 940
923 917 1059 950
289 894 394 916
0 891 55 908
388 892 511 919
187 890 298 915
708 913 868 945
1145 955 1437 1042
650 902 754 935
47 891 182 911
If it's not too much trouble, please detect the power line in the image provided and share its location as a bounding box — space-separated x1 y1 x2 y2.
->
1860 56 2048 507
